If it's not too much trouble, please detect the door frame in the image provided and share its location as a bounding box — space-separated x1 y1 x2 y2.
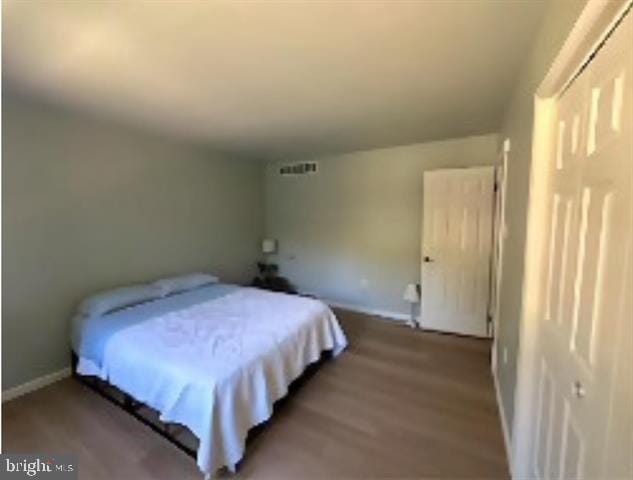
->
491 141 510 369
512 0 632 477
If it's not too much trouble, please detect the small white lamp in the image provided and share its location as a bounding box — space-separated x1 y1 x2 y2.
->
262 238 277 254
403 283 420 328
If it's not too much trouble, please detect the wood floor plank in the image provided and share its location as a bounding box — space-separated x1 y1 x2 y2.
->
2 309 509 479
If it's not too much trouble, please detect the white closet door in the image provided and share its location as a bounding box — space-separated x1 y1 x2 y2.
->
420 166 495 337
529 12 632 480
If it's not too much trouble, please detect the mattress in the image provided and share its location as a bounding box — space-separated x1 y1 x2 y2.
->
72 284 348 475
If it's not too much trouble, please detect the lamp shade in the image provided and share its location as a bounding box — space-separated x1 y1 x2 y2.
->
403 283 420 303
262 238 277 254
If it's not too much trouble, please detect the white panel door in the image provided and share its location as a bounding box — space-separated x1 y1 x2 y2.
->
420 166 495 337
530 12 632 480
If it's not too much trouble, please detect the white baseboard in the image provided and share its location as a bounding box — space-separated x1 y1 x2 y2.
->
2 367 71 403
493 367 513 478
326 300 410 323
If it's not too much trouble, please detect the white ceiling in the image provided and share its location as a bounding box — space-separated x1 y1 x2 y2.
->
3 0 547 160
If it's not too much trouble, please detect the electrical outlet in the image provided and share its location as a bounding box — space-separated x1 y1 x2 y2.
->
503 347 508 365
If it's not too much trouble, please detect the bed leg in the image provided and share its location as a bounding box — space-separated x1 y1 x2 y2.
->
70 352 79 377
123 393 134 412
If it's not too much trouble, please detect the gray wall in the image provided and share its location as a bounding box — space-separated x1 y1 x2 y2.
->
2 94 265 390
265 134 498 315
494 0 589 436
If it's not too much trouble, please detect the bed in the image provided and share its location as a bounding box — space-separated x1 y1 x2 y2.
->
71 281 348 477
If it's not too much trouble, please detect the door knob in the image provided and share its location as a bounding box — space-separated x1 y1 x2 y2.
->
424 256 434 263
572 380 586 399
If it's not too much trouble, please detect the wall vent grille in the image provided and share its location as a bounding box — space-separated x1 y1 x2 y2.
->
279 162 318 176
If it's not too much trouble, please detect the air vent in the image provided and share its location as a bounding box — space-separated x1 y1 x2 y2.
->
279 161 318 176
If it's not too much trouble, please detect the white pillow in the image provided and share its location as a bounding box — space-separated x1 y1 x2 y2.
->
152 272 218 297
78 284 161 316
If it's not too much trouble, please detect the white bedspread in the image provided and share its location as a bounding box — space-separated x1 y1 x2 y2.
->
77 287 347 475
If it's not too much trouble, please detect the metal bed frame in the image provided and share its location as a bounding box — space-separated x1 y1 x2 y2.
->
71 350 332 469
71 352 197 458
